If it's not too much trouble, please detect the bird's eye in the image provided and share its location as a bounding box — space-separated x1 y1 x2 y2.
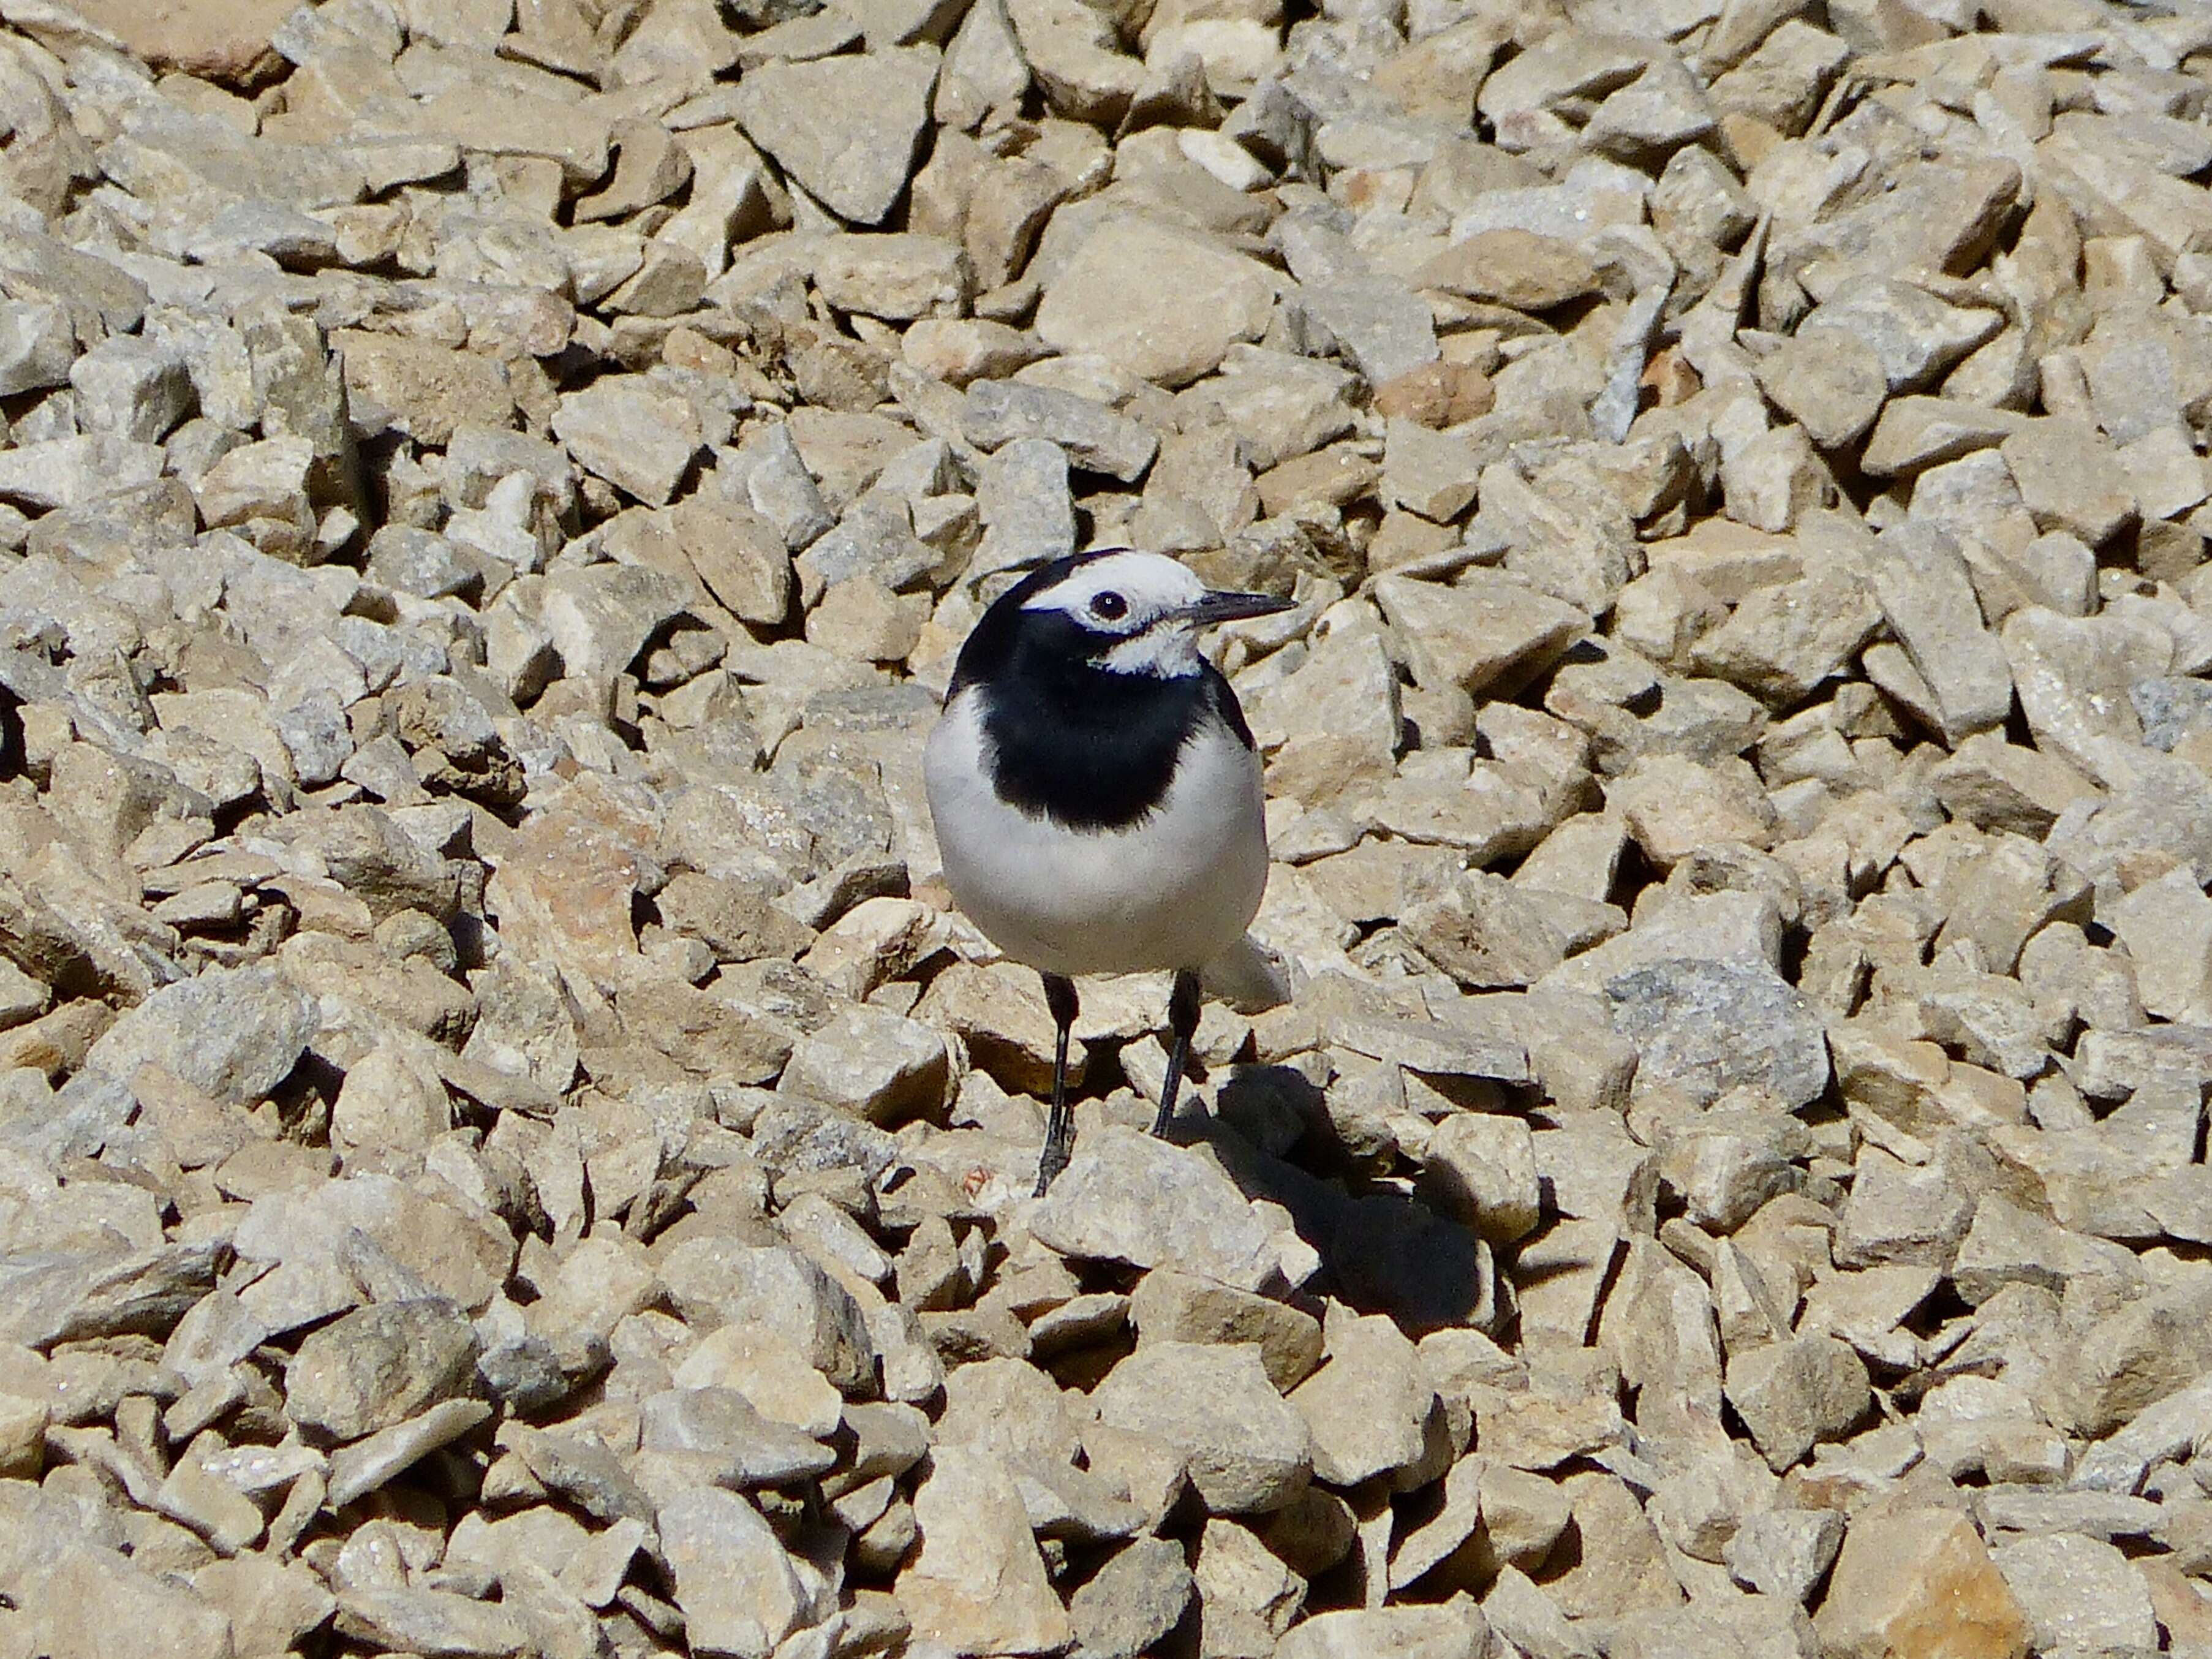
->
1090 591 1128 621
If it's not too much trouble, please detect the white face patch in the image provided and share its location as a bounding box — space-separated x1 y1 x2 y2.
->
1021 550 1211 679
1098 625 1203 678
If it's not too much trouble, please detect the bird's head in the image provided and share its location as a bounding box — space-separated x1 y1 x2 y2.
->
1010 548 1294 679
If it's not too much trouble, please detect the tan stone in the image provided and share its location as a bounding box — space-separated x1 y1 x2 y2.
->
1608 755 1778 866
806 576 928 663
1416 229 1601 311
1035 213 1277 387
1754 329 1889 448
485 807 645 990
1373 359 1494 427
1814 1505 2029 1659
335 332 515 448
70 0 295 82
2001 417 2138 546
897 1446 1074 1655
1544 1469 1685 1621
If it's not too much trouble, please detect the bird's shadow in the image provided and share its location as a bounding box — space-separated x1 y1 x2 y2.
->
1172 1064 1503 1336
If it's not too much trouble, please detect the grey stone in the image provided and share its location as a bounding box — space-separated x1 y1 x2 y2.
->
193 1555 336 1655
1476 31 1646 122
1401 870 1623 992
659 1488 809 1659
70 335 195 444
1799 277 2003 393
502 1423 657 1527
1387 1451 1485 1592
638 1387 838 1486
1032 1126 1286 1292
327 1398 494 1508
2072 1377 2212 1494
2106 866 2212 1023
336 331 515 449
1754 329 1888 450
936 1354 1082 1466
230 1174 512 1323
1090 1341 1312 1514
1604 960 1830 1111
1724 1334 1871 1472
1071 1536 1193 1659
1193 1514 1307 1653
365 525 476 601
1182 346 1357 473
1724 1507 1844 1604
813 232 968 320
334 1588 530 1657
1869 521 2014 745
1276 1604 1490 1659
1990 1533 2156 1657
2001 418 2138 546
1607 1598 1819 1659
1286 1306 1444 1488
1420 1112 1542 1243
0 300 75 396
1417 228 1601 311
725 418 836 548
285 1299 480 1445
1861 395 2033 478
1289 276 1441 389
963 380 1158 482
86 965 316 1106
1036 213 1277 388
1689 566 1884 706
540 559 692 681
1128 1269 1324 1391
780 1004 949 1125
2002 605 2172 785
1373 572 1588 697
0 434 165 510
659 1240 877 1397
2036 1280 2212 1440
732 48 937 225
1006 0 1143 124
971 436 1076 580
1482 1566 1593 1659
553 379 703 506
1977 1487 2162 1541
2131 675 2212 754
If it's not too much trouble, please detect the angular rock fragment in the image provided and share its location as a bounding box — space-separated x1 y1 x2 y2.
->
85 966 316 1108
1036 214 1277 387
1091 1341 1312 1514
897 1446 1073 1655
659 1488 809 1659
1032 1127 1288 1292
1606 960 1829 1111
1814 1507 2028 1659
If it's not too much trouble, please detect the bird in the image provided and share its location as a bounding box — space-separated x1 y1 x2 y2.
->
923 548 1294 1195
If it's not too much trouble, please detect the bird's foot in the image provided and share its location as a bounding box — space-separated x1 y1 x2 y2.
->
1033 1139 1071 1197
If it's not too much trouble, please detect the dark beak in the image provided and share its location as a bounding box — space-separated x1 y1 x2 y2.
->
1183 589 1297 627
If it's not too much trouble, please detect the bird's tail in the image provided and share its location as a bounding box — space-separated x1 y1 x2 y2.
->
1200 932 1294 1012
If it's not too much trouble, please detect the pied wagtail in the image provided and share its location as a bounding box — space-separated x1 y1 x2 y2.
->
924 548 1294 1195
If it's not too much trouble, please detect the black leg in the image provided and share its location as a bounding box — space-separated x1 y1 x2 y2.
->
1151 969 1202 1139
1035 972 1079 1196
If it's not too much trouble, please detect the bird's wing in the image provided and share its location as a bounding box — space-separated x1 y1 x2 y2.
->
1200 931 1294 1012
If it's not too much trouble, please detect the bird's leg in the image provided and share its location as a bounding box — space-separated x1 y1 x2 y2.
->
1151 969 1203 1139
1035 972 1080 1196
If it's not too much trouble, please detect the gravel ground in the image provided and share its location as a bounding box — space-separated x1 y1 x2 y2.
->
1 0 2211 1655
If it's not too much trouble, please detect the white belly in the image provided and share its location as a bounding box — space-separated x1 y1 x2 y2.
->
924 690 1272 978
